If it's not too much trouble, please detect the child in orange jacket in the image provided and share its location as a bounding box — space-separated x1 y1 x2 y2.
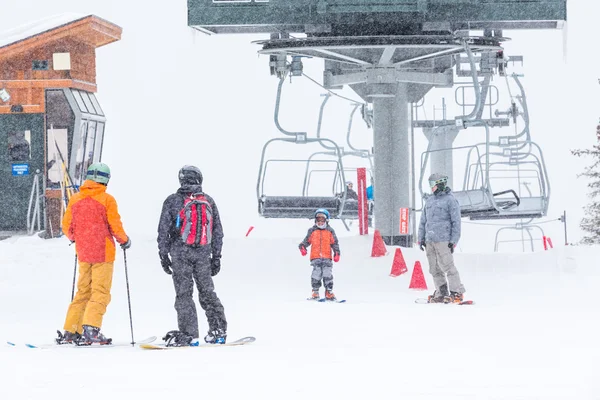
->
299 208 340 301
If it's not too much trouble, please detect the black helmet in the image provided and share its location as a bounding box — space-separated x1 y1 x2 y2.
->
178 165 203 185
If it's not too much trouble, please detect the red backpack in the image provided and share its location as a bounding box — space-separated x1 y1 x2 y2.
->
176 193 213 246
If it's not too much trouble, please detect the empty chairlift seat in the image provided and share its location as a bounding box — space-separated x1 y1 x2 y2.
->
259 196 339 219
337 199 374 220
453 188 546 220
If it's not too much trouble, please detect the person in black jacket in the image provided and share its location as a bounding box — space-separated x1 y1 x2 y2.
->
336 181 359 201
345 181 359 200
157 165 227 345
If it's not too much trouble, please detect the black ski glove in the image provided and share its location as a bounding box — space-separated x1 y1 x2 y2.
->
211 256 221 277
448 243 454 254
159 252 172 275
419 242 426 251
120 238 132 250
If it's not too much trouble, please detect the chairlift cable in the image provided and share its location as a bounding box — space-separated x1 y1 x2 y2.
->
503 74 515 102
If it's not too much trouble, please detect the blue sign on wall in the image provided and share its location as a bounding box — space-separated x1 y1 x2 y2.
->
12 164 30 176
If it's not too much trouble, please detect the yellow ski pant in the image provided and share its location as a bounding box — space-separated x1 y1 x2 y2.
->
63 262 114 333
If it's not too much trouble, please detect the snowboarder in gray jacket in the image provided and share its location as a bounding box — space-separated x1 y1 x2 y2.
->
418 173 466 303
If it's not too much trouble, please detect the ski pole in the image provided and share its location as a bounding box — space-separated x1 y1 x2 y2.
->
123 249 136 345
71 254 77 301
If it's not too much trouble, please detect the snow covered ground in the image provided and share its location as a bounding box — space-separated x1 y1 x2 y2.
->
1 227 598 399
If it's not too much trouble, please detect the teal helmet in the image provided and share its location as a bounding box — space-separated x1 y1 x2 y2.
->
314 208 330 220
86 162 111 185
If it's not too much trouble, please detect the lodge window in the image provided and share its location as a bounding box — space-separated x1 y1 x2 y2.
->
8 130 31 161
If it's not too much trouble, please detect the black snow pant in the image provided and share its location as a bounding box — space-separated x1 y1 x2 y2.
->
170 245 227 338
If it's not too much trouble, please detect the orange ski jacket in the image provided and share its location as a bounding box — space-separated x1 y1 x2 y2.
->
62 180 129 263
299 225 340 260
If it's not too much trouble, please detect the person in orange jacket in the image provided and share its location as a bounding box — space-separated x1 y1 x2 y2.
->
299 208 341 301
56 162 131 345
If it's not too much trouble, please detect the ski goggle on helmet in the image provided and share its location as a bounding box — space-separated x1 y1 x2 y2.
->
428 173 448 190
86 163 111 185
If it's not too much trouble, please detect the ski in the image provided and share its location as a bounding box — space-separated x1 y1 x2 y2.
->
8 336 157 349
307 297 321 301
317 298 346 303
6 342 37 348
140 336 256 350
415 298 474 305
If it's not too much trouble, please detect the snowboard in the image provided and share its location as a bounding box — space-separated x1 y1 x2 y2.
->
139 336 256 350
415 298 474 305
7 336 157 349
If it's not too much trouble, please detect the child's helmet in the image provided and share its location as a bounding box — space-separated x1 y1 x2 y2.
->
314 208 330 220
86 163 111 185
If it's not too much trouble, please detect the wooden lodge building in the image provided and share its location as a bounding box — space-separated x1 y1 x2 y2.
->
0 14 121 238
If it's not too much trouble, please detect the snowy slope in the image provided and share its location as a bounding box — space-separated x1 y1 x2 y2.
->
0 229 598 399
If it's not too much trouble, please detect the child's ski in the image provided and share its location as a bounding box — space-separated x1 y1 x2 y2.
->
415 298 474 305
318 298 346 303
140 336 256 350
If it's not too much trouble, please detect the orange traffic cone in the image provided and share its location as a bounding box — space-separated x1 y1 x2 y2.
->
408 261 428 290
371 229 387 257
389 248 408 277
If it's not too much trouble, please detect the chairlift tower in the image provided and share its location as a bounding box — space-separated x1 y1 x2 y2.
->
188 0 566 247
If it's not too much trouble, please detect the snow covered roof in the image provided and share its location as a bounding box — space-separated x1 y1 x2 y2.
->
0 13 87 49
0 13 121 52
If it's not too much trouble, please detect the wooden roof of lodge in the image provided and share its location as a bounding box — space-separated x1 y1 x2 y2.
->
0 14 122 114
0 13 122 60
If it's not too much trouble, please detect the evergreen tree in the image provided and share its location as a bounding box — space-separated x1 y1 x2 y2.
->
572 128 600 244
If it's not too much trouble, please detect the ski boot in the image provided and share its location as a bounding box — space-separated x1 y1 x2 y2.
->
446 291 464 304
324 289 337 301
310 289 320 300
427 284 449 303
55 330 81 345
163 330 194 347
204 328 227 344
428 294 446 303
80 325 112 346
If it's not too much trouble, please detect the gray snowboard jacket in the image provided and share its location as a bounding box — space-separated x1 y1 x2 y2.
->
418 188 461 245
